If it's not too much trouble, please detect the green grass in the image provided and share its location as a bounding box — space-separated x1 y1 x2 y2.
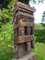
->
33 42 45 60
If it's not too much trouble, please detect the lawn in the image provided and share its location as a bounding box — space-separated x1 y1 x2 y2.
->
33 42 45 60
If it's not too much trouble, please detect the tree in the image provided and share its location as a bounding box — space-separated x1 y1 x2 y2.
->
0 0 11 8
18 0 29 4
0 0 44 8
41 11 45 24
18 0 44 4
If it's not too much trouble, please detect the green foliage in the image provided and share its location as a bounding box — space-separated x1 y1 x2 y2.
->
41 11 45 24
0 0 17 29
0 0 11 8
0 0 17 8
0 8 12 29
0 0 17 59
34 24 45 43
0 22 14 60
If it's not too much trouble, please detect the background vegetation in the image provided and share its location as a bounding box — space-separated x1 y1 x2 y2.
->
0 0 45 60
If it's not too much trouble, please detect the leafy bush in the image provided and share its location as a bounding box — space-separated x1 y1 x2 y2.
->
0 22 14 60
34 24 45 43
0 0 17 29
0 0 17 59
0 8 12 27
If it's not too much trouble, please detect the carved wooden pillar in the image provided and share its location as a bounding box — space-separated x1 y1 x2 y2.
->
13 2 36 60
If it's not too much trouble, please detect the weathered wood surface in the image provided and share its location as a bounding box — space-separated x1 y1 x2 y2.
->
14 23 34 29
14 11 34 20
13 2 35 13
14 35 34 43
13 2 35 59
15 52 36 60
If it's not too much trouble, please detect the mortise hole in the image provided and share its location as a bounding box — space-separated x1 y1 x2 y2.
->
24 27 28 35
30 27 33 35
31 41 34 48
16 28 19 36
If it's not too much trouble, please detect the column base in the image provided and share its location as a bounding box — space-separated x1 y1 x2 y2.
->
15 52 36 60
